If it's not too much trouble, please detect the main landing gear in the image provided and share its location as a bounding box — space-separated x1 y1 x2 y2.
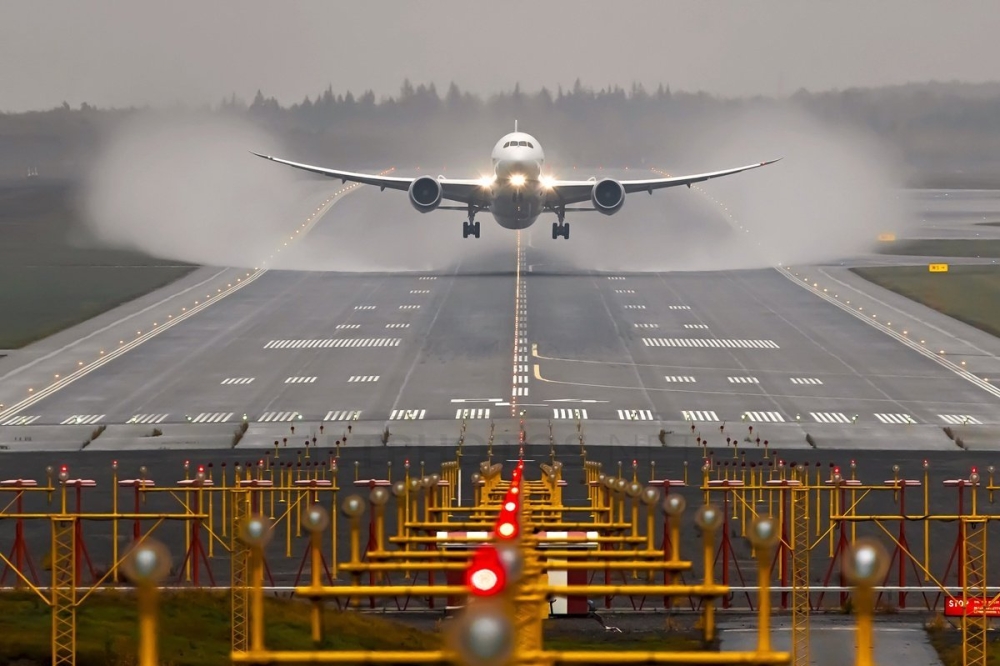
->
552 210 570 239
462 220 481 239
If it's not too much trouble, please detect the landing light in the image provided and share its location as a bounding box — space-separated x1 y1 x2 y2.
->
478 175 494 188
540 175 555 189
510 174 526 187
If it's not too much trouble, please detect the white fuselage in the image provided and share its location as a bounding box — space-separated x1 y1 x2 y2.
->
487 132 546 229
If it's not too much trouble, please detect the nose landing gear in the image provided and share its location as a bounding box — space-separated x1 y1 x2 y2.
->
462 220 481 239
551 210 570 239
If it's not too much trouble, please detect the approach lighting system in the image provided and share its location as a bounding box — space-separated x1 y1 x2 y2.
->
466 545 506 597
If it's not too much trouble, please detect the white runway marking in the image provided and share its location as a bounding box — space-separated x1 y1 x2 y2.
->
324 410 361 421
728 376 760 384
456 409 491 419
643 338 780 349
385 323 410 329
939 414 982 425
810 412 852 424
418 276 437 280
516 375 529 384
390 409 425 420
634 323 659 329
127 414 168 424
664 376 697 383
192 412 233 423
257 411 301 422
615 289 636 294
264 338 401 348
875 413 917 424
60 414 105 425
682 410 719 422
513 387 529 396
514 365 528 373
348 376 379 382
553 408 588 420
399 305 421 310
2 415 40 425
221 377 255 385
743 411 785 422
410 290 430 294
683 324 709 329
285 376 317 384
335 324 361 329
618 409 654 421
668 305 691 310
791 377 823 385
607 276 626 280
624 305 646 310
354 305 376 310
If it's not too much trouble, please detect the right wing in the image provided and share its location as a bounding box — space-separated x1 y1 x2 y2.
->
250 152 489 207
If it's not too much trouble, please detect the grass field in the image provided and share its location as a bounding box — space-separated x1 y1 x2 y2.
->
0 178 195 349
876 238 1000 258
851 265 1000 338
0 591 706 665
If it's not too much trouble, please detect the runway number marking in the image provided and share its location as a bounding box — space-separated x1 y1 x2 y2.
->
390 409 426 420
874 413 917 425
939 414 982 425
643 338 780 349
221 377 255 385
682 411 718 422
618 409 654 421
810 412 852 424
60 414 105 425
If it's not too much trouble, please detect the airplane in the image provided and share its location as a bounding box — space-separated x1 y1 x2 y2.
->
251 122 778 240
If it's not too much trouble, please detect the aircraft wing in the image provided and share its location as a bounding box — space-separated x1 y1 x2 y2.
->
544 159 780 207
250 152 489 206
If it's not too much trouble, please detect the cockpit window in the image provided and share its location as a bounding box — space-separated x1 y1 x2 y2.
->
503 142 510 148
526 142 534 148
518 141 527 147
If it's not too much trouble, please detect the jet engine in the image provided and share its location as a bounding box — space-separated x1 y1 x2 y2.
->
408 176 443 212
591 179 625 214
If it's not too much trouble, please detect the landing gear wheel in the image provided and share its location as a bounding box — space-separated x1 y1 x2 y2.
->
552 222 570 240
472 221 481 238
552 222 559 240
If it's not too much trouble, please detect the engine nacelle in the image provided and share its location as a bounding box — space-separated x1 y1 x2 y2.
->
408 176 443 212
591 179 625 215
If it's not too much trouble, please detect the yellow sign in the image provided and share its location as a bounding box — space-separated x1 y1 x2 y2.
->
878 233 896 241
929 263 949 272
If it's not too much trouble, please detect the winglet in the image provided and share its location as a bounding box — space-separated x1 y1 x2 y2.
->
250 151 271 160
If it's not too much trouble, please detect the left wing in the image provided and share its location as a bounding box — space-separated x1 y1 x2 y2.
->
544 159 780 207
250 152 489 206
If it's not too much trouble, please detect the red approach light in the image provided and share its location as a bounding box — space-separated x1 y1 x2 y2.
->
495 516 520 540
972 466 978 474
466 545 506 597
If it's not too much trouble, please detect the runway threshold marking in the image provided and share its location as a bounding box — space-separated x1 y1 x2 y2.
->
0 181 370 424
60 414 105 425
777 265 1000 401
938 414 982 425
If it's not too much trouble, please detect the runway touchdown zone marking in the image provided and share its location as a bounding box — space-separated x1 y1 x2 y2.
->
390 410 426 420
791 378 823 385
669 306 692 310
3 415 40 426
192 412 233 424
348 376 379 383
354 305 376 310
221 377 255 385
456 409 491 420
664 376 697 383
553 409 588 420
257 411 301 423
728 376 759 384
743 411 785 423
385 324 410 329
615 289 636 294
939 414 983 425
682 411 718 422
324 410 361 421
634 324 659 329
285 377 317 384
810 412 852 424
264 339 401 349
60 414 105 425
643 338 780 349
127 414 168 424
624 305 646 310
399 305 421 310
683 324 709 329
618 409 654 421
336 324 361 330
874 413 917 425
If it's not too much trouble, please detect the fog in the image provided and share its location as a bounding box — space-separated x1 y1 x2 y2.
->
78 104 910 274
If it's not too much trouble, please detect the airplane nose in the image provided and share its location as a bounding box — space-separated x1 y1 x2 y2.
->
496 159 540 180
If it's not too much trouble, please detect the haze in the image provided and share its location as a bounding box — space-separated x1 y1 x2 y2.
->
3 1 1000 112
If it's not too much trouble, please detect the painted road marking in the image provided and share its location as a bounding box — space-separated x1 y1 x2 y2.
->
624 305 646 310
665 376 697 383
618 409 654 421
634 323 659 329
221 377 255 385
684 324 709 329
744 411 785 422
399 305 421 310
668 306 691 310
60 414 105 425
939 414 983 425
354 305 376 310
127 414 168 424
324 410 361 421
192 412 233 423
553 409 588 420
285 377 317 384
390 409 425 420
336 324 361 329
513 387 529 396
516 375 529 384
682 411 718 422
385 323 410 329
791 377 823 385
810 412 852 424
456 409 491 419
728 376 760 384
410 290 431 294
875 413 917 425
264 338 401 348
615 289 636 294
643 338 780 349
257 411 301 422
348 376 379 382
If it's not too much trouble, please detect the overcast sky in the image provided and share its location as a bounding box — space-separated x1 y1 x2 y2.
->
2 1 998 112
